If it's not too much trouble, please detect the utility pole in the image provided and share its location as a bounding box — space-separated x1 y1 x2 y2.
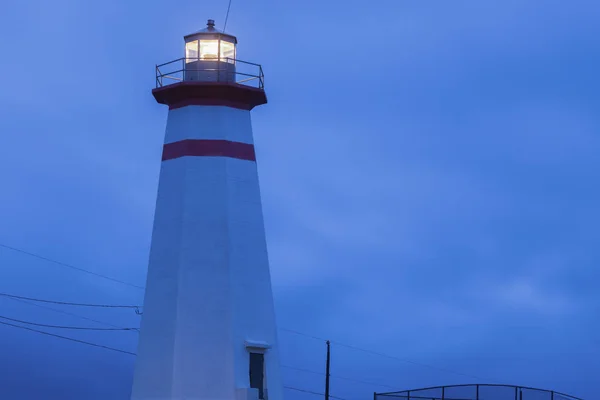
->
325 340 331 400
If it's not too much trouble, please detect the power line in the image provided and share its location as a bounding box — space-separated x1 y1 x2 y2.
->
281 365 400 391
0 305 394 389
279 329 492 382
0 244 493 382
0 304 485 396
0 320 136 356
0 292 141 310
280 327 327 342
0 243 144 290
0 314 384 394
330 341 491 382
0 315 138 331
0 317 367 398
0 292 491 382
284 386 346 400
3 295 137 332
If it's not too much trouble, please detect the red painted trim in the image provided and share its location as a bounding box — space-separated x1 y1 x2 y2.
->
153 81 267 110
168 98 251 111
162 139 256 162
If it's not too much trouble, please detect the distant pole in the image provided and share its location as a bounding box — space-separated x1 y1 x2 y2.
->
325 340 331 400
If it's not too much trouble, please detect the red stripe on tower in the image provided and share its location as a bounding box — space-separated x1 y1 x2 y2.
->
162 139 256 162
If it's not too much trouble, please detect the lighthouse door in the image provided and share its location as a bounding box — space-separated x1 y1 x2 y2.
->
249 352 265 399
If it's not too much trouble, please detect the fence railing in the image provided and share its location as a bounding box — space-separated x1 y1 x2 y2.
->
375 384 583 400
155 58 264 89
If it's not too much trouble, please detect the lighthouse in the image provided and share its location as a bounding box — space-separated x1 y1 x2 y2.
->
131 19 283 400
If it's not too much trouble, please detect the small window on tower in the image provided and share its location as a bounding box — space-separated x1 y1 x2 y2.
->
185 40 198 63
249 352 265 399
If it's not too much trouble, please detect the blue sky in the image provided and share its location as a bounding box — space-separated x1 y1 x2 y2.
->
0 0 599 399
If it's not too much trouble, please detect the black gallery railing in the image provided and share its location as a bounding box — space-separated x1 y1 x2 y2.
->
155 58 264 89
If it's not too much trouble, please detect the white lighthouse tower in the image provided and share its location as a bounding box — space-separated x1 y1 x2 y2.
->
131 19 283 400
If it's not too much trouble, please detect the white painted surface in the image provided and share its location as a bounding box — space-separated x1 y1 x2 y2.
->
164 106 255 144
131 105 283 400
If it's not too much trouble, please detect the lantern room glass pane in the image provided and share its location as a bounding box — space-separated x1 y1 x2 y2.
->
200 40 219 60
185 40 198 63
220 41 235 63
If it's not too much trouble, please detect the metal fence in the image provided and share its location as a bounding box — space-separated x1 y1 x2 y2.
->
375 384 583 400
155 57 264 89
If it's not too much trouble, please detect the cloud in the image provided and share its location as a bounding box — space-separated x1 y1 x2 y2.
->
490 277 573 316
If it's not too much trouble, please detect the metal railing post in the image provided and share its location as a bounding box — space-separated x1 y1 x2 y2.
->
260 65 264 89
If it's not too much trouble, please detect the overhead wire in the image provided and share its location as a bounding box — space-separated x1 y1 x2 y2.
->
280 327 327 342
3 295 137 332
0 320 136 356
279 328 493 382
3 294 480 381
281 365 400 391
0 243 144 290
0 292 141 310
0 320 349 398
1 305 492 389
1 243 494 382
5 291 466 381
0 315 138 331
330 340 492 382
1 292 490 381
284 386 347 400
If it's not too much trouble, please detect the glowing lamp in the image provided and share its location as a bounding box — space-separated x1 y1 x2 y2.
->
182 19 238 83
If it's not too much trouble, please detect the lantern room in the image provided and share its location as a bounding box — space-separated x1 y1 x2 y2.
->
183 19 237 83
